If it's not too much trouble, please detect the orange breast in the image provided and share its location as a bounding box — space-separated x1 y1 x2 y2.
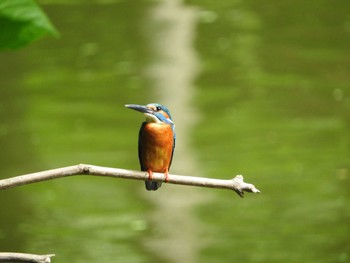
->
139 123 174 173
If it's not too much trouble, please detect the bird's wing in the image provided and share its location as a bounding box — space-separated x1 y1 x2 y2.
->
138 122 146 171
168 126 176 169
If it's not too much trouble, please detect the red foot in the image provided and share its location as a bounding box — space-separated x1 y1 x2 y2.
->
164 171 169 183
147 170 153 180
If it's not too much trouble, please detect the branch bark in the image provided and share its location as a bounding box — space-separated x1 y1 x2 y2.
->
0 164 260 197
0 253 55 263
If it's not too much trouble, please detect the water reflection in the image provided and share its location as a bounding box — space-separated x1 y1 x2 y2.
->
143 1 205 262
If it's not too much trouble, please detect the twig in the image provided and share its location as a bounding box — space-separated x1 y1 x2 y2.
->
0 253 55 263
0 164 260 197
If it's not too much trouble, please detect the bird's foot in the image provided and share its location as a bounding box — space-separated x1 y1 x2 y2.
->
164 171 169 183
147 170 153 180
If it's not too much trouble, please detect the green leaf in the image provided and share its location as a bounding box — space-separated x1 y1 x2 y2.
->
0 0 59 51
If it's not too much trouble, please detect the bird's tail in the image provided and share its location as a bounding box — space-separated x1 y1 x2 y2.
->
145 180 162 191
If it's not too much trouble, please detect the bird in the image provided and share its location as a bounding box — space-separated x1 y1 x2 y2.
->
125 103 176 191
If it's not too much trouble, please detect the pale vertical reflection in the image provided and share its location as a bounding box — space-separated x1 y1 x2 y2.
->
144 1 207 262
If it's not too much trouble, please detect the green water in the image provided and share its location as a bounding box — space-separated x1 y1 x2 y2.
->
0 1 349 262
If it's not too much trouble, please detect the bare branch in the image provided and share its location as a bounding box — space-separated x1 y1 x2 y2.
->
0 164 260 197
0 166 259 262
0 253 55 263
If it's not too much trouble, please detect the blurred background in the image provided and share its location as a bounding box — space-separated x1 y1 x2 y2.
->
0 0 349 262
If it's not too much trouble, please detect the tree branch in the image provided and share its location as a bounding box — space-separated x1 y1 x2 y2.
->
0 253 55 263
0 164 260 197
0 165 259 262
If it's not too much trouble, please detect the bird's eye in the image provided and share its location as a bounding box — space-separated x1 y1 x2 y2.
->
156 106 162 111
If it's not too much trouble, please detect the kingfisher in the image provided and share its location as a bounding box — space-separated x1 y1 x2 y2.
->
125 103 176 191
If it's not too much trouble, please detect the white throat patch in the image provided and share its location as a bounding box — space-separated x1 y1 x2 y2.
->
144 113 173 125
144 113 162 123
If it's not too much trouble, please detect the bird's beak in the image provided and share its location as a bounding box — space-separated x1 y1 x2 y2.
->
125 104 154 115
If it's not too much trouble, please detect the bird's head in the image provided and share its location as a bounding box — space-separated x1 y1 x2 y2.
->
125 103 174 125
